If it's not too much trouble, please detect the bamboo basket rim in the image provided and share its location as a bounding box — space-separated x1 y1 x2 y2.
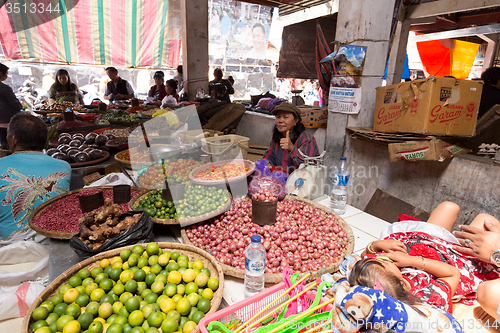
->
22 242 225 333
181 195 355 283
128 188 232 225
28 186 143 239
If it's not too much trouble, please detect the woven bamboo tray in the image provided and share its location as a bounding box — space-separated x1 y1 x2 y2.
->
22 242 225 333
188 159 256 185
114 150 155 170
28 186 143 240
128 188 232 225
181 195 355 283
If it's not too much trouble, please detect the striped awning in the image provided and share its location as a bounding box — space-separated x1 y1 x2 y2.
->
0 0 181 68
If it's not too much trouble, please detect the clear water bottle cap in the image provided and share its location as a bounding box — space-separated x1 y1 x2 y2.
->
340 157 346 161
251 235 261 243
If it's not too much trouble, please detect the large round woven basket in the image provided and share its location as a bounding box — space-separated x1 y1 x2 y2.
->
181 195 355 283
22 242 225 333
128 188 232 225
28 186 143 240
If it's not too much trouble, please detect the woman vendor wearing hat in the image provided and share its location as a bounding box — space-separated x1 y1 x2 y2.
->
263 102 319 173
148 71 167 105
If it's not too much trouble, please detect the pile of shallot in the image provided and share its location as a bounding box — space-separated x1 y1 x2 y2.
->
186 197 349 274
251 189 277 202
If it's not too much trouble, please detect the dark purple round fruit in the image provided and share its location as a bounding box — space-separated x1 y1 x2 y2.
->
85 132 98 144
106 134 116 140
95 134 108 146
67 148 80 156
59 145 71 154
69 140 82 147
74 152 90 163
46 148 60 156
89 149 105 160
83 148 93 154
58 136 71 145
72 133 84 139
78 144 89 151
52 152 68 161
90 144 100 149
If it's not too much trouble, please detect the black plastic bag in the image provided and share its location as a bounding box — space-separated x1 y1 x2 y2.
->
69 211 154 259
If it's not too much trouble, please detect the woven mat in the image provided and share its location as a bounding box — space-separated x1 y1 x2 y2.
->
202 103 246 132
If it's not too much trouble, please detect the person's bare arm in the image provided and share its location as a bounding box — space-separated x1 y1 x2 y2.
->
385 251 460 295
115 93 135 99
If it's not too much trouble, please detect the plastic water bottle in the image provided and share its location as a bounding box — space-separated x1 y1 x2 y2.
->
244 235 266 298
330 157 350 215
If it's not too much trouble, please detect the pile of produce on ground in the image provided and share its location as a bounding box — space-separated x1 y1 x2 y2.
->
137 160 204 188
126 105 145 113
32 188 140 233
56 119 91 130
47 132 112 163
35 101 87 113
97 110 139 124
27 242 220 333
79 198 142 249
133 186 229 220
185 197 349 274
192 163 249 181
102 128 132 138
116 149 153 164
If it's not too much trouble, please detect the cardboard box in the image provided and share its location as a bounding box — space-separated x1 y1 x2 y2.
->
388 139 471 162
298 106 328 128
373 77 483 136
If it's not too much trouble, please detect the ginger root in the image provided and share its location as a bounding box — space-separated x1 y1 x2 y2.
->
78 200 143 249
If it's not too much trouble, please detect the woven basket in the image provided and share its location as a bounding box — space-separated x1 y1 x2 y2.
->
181 195 355 283
22 242 224 333
128 189 232 225
188 159 256 186
28 186 142 240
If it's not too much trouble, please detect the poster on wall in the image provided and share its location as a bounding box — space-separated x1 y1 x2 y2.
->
324 45 367 114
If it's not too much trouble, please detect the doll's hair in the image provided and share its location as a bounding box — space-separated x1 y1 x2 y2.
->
348 259 423 308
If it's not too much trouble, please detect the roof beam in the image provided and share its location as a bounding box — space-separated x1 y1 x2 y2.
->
413 23 500 42
406 0 500 19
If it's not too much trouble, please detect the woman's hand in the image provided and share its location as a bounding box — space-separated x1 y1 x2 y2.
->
280 131 294 152
373 239 407 253
380 252 415 268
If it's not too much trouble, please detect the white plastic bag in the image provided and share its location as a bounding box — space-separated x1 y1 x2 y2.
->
84 173 133 188
0 280 46 321
0 241 49 320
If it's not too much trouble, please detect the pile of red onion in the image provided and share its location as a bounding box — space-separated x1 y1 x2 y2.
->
185 197 349 274
251 189 277 202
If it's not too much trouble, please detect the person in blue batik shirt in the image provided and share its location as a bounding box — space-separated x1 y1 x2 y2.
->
0 113 71 246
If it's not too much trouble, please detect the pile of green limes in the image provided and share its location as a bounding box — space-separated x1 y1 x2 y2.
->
29 242 220 333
